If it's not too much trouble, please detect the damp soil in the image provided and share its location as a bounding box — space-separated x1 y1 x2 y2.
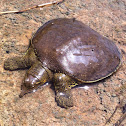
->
0 0 126 126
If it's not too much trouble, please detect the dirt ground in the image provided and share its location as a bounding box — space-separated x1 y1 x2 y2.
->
0 0 126 126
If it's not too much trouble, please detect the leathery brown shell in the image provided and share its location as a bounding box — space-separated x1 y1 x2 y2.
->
32 18 121 82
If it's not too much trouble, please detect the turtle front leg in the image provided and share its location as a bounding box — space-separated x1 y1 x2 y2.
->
4 47 37 70
53 73 78 108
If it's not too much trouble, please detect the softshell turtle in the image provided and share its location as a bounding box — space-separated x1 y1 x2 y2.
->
4 18 121 108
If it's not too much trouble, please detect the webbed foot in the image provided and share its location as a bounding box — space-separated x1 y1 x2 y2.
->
53 73 76 108
56 91 73 108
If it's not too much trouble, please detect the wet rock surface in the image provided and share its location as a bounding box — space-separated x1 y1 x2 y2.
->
0 0 126 125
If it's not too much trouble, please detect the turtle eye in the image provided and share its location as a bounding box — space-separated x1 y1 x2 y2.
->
23 74 39 88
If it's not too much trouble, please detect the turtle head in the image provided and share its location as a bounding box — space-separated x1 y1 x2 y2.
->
19 61 53 98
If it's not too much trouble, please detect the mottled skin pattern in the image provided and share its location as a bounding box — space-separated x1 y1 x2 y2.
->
4 18 121 108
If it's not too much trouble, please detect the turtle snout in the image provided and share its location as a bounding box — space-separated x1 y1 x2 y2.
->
19 74 39 98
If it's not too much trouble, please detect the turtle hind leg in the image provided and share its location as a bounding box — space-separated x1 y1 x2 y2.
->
4 47 37 71
53 73 78 108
